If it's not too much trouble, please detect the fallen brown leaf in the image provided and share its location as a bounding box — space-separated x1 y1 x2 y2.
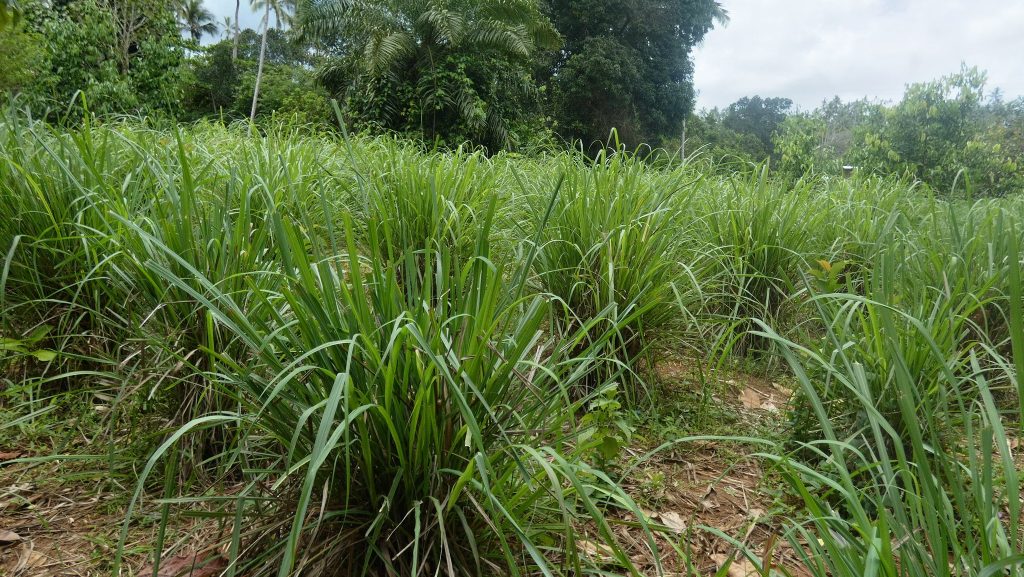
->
738 388 761 410
576 539 616 563
0 529 21 544
711 553 760 577
701 486 719 511
656 511 687 534
139 553 228 577
0 451 22 461
8 545 48 573
24 549 47 568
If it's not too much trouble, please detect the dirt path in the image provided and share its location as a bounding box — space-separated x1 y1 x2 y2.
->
576 360 813 576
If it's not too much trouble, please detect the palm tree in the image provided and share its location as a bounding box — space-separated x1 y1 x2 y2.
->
296 0 559 146
221 15 233 41
249 0 295 121
253 0 294 30
177 0 219 43
249 0 271 122
299 0 556 75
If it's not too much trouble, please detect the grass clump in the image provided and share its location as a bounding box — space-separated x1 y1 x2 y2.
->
109 162 655 576
529 150 683 403
757 216 1024 577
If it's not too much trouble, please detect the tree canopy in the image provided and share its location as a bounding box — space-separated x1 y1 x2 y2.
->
774 66 1024 195
4 0 186 116
544 0 727 149
294 0 559 151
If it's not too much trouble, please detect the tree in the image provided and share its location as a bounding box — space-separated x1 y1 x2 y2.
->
772 66 1024 195
721 96 793 161
297 0 559 150
815 96 884 159
544 0 727 150
177 0 218 42
235 26 315 65
184 27 325 120
183 37 240 115
683 108 771 165
847 65 1023 194
774 114 834 178
220 14 232 39
105 0 186 109
235 56 329 123
248 1 299 121
9 0 186 115
254 0 293 29
0 15 49 95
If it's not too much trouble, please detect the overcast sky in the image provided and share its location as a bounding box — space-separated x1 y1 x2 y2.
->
206 0 1024 111
693 0 1024 110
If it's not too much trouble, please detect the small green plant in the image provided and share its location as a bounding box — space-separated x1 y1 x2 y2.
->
578 383 634 470
0 325 56 363
806 259 850 293
636 470 667 505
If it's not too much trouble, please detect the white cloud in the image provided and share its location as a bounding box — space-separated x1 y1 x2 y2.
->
693 0 1024 110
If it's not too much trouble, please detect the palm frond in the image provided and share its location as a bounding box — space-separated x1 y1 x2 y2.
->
464 21 530 57
417 6 465 46
364 31 416 77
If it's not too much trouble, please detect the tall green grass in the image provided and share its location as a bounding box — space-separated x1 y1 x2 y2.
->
756 213 1024 577
528 150 683 402
2 106 1023 577
113 189 659 576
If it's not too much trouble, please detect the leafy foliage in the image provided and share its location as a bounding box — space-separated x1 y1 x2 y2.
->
775 66 1024 195
2 0 186 117
183 28 329 122
720 96 793 162
0 17 47 95
300 0 559 151
544 0 726 150
683 97 793 166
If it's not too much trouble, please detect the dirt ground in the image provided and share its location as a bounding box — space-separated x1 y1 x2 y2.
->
577 360 813 577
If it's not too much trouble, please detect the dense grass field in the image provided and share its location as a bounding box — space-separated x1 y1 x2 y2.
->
1 110 1023 577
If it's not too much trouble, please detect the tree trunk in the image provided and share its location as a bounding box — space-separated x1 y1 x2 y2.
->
249 3 270 123
231 0 240 60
